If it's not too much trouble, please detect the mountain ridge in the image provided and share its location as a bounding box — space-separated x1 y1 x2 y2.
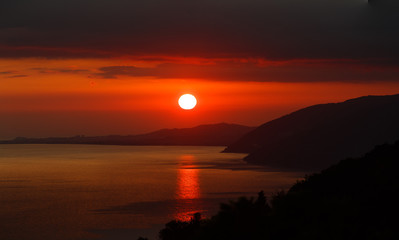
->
0 123 256 147
224 93 399 170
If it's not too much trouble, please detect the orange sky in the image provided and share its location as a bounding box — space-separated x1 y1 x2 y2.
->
2 57 399 140
2 0 399 139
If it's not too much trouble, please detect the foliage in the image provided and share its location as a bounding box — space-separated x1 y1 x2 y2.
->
142 141 399 240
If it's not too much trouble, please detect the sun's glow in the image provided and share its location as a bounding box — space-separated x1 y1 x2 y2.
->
178 94 197 110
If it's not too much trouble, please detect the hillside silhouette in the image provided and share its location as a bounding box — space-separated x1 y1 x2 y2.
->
153 141 399 240
224 94 399 170
0 123 255 146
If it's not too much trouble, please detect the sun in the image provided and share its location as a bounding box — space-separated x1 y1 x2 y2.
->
178 94 197 110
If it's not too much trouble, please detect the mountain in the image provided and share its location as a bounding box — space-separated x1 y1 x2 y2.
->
223 94 399 170
0 123 255 146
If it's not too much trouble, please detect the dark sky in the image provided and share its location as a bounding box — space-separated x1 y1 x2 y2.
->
1 0 398 62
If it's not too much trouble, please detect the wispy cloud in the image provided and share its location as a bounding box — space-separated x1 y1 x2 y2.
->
0 71 14 74
32 68 89 74
95 66 154 79
6 75 28 78
94 59 399 82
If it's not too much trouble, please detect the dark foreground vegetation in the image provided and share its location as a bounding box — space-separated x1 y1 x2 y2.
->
143 141 399 240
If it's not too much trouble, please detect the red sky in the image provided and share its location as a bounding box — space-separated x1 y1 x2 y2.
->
1 0 399 139
2 57 399 139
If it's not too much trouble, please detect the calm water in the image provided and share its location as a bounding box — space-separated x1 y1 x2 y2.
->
0 144 304 240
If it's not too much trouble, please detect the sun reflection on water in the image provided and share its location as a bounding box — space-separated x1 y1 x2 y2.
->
177 168 200 200
174 155 203 222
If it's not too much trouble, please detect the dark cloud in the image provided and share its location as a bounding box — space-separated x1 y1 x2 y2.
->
6 75 28 78
0 44 114 58
31 68 89 74
95 60 399 82
95 66 154 79
55 69 88 74
0 71 27 78
0 0 398 63
368 0 399 7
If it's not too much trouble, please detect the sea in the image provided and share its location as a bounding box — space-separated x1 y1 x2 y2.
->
0 144 305 240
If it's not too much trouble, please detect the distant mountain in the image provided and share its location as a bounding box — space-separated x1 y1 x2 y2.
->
224 94 399 170
0 123 255 146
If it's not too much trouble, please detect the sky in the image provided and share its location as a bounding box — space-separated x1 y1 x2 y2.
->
1 0 399 139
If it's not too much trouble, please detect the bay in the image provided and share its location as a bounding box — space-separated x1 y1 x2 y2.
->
0 144 304 240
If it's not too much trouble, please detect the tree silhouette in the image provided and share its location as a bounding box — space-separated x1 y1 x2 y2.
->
152 141 399 240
